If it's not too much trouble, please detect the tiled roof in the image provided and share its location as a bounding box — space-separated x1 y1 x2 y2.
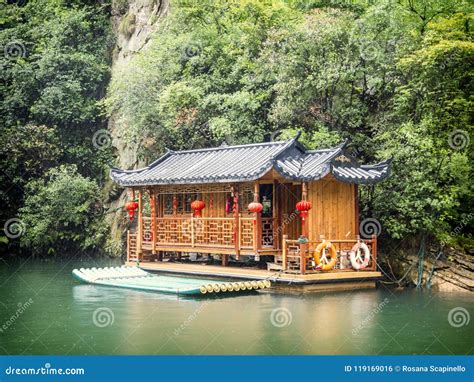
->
110 134 391 186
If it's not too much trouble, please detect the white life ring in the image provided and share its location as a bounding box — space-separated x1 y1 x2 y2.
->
350 242 371 270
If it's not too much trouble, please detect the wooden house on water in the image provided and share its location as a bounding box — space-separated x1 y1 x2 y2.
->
110 133 391 289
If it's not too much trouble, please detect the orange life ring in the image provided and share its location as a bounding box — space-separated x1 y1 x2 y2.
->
314 241 337 271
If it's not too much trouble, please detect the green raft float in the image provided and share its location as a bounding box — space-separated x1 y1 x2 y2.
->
72 266 271 296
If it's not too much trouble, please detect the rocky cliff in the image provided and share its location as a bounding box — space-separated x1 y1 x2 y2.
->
106 0 169 256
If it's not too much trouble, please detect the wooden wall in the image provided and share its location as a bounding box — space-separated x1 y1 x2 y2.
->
306 175 358 241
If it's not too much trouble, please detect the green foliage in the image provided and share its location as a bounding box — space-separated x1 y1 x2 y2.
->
19 165 107 255
1 0 472 255
106 0 301 157
107 0 472 250
0 0 113 255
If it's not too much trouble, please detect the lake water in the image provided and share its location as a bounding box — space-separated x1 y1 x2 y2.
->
0 257 472 355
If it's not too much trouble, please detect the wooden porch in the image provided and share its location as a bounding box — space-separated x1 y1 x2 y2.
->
125 261 382 291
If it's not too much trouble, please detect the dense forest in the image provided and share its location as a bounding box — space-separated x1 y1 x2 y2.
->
1 0 472 277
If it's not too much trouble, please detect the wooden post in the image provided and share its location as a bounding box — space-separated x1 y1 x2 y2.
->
300 182 308 274
354 184 359 237
299 242 306 274
253 181 262 253
172 195 177 216
282 234 288 271
232 185 240 260
274 180 281 250
127 230 130 262
222 254 228 267
137 189 143 259
371 234 378 271
191 215 195 248
150 189 157 255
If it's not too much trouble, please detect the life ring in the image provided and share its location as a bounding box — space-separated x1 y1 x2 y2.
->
350 242 371 270
314 241 337 271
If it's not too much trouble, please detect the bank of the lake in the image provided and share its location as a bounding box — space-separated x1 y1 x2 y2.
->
0 257 472 355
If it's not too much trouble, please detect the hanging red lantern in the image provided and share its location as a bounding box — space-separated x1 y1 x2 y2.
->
191 200 205 217
248 202 263 214
125 200 139 221
296 200 312 224
248 201 263 226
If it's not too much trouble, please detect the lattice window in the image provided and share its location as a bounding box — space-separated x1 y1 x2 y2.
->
262 218 274 247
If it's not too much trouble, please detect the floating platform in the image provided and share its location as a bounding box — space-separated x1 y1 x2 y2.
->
72 266 271 296
128 262 382 292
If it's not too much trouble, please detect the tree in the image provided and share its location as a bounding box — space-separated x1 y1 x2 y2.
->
19 165 107 255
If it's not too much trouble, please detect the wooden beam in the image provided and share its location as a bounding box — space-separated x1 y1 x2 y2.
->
172 195 177 216
354 184 359 237
253 181 262 253
137 189 143 258
371 234 378 271
282 234 288 271
191 215 195 248
149 189 157 255
222 254 228 266
300 182 308 274
274 180 281 250
126 230 130 262
232 185 240 259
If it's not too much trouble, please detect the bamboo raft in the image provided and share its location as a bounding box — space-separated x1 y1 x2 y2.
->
72 266 271 296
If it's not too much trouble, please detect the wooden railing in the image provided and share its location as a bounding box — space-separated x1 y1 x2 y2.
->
280 235 378 274
127 231 138 262
261 217 274 248
140 216 256 251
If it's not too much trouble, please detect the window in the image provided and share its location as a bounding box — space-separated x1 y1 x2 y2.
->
163 193 198 215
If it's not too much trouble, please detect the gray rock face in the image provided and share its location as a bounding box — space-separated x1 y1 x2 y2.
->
106 0 169 256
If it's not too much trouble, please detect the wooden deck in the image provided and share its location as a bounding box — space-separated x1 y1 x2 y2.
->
126 261 382 290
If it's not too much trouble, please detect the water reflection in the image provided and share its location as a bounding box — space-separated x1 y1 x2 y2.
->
1 258 473 355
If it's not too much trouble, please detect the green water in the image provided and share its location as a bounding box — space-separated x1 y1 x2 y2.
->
0 257 472 355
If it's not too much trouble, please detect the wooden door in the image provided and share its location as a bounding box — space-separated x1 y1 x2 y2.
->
275 183 301 242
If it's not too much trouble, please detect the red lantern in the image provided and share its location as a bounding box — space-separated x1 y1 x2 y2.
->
125 200 139 221
248 202 263 214
248 201 263 225
296 200 312 224
191 200 205 217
